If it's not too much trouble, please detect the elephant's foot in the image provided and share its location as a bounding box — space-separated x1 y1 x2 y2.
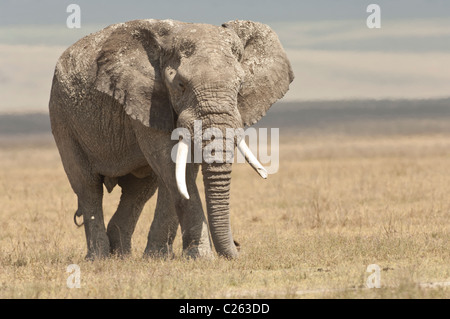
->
182 244 214 260
143 243 174 259
178 221 214 259
109 239 132 257
143 240 214 259
84 227 111 260
107 224 133 256
85 241 110 260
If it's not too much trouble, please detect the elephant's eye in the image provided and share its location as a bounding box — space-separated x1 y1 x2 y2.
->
178 82 186 92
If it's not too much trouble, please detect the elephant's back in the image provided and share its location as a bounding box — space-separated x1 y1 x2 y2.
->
49 24 143 163
51 23 133 108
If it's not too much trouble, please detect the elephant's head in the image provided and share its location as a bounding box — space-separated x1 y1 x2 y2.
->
94 19 294 258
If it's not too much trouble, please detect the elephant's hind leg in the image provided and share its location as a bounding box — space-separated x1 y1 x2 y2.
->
53 130 110 260
107 173 158 256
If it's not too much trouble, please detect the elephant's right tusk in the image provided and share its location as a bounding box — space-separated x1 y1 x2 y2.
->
175 138 190 200
237 139 268 179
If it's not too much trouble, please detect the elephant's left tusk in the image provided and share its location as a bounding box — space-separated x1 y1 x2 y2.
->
237 139 268 179
175 138 190 200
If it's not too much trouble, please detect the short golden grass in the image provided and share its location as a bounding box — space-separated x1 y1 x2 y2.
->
0 133 449 298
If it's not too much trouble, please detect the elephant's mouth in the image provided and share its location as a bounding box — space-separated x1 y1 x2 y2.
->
175 137 267 200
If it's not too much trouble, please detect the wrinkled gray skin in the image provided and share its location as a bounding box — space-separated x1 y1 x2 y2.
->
49 19 293 260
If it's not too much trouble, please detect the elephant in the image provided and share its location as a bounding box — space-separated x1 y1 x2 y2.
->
49 19 294 260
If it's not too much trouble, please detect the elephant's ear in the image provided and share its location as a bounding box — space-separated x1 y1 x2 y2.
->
222 20 294 126
94 20 177 131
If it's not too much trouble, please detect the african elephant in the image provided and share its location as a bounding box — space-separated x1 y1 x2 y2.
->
49 19 293 260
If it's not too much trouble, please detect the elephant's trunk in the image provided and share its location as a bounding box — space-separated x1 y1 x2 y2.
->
174 88 266 258
174 134 266 258
202 162 238 259
197 110 253 259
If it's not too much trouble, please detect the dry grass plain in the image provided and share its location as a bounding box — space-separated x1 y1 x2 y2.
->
0 132 449 299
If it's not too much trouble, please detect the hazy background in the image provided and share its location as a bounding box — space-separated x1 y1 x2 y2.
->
2 2 450 299
0 0 449 135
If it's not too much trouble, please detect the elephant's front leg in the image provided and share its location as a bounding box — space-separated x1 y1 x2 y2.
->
145 164 213 259
175 167 213 259
144 182 180 258
135 126 213 259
